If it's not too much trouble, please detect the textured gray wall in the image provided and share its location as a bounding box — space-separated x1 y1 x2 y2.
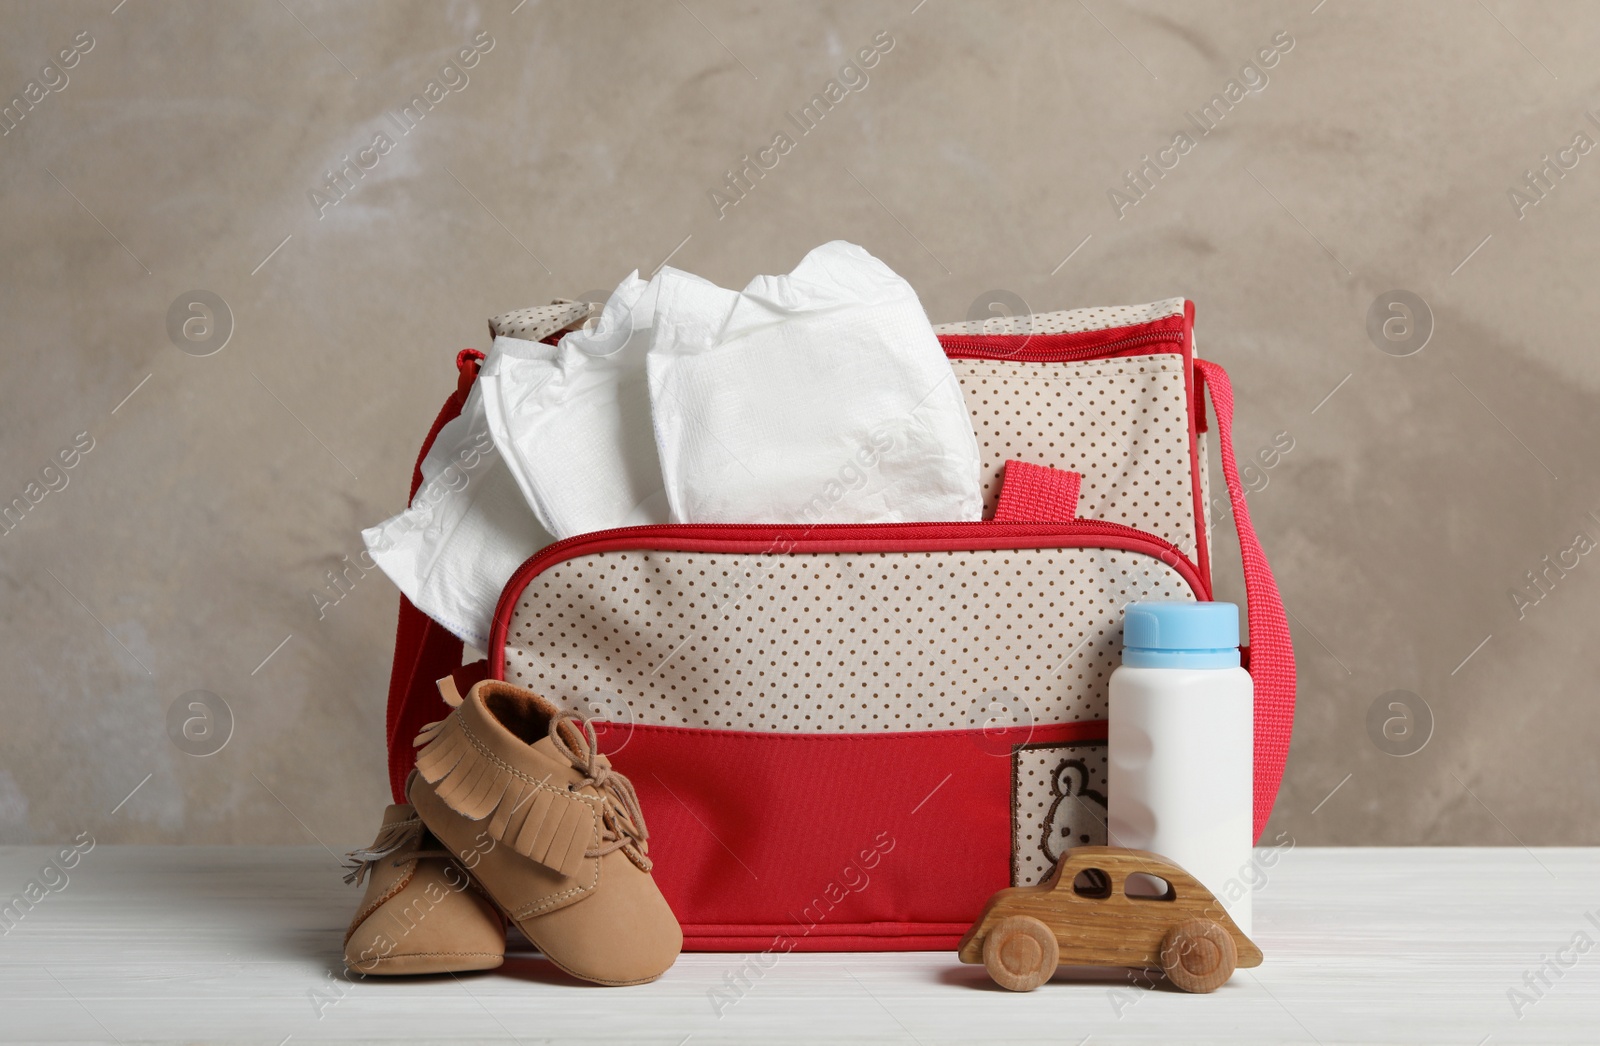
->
2 0 1596 848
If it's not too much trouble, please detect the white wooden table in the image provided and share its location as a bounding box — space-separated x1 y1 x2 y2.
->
1 846 1595 1044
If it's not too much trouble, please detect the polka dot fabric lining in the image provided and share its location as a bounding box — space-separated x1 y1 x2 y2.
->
932 298 1185 336
502 547 1196 733
951 353 1197 559
486 300 596 343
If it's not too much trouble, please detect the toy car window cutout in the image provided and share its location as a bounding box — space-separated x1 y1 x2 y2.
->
1070 867 1112 899
1123 872 1176 900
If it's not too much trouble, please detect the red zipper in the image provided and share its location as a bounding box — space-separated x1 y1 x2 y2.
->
488 519 1208 671
939 327 1183 363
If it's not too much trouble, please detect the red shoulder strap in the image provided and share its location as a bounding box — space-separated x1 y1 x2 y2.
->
1194 359 1296 840
383 350 484 802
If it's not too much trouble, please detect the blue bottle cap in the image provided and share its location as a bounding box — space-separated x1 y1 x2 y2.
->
1121 601 1241 669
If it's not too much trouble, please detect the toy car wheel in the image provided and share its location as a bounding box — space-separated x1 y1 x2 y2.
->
1159 917 1237 993
982 915 1059 992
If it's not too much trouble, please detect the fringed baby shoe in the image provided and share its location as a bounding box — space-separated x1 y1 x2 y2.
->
341 803 506 975
407 679 682 986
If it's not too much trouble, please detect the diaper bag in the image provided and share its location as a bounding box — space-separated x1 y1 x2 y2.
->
381 297 1294 951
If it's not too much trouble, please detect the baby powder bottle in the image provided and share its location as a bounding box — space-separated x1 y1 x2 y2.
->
1107 601 1254 934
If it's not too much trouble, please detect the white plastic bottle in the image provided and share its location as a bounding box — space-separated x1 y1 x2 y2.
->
1107 601 1255 934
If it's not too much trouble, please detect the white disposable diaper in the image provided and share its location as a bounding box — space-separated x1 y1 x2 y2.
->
647 240 983 524
361 381 551 648
476 276 670 540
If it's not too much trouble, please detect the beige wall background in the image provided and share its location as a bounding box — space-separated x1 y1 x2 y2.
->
3 0 1597 848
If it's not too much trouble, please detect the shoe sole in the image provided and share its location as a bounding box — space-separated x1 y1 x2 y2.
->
348 951 505 976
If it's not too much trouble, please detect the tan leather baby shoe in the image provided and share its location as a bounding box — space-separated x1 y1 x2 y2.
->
407 680 682 986
341 803 505 975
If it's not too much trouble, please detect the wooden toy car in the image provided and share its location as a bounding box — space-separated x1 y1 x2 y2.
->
957 846 1262 993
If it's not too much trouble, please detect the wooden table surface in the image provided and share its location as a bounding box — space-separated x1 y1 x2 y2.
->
1 846 1596 1044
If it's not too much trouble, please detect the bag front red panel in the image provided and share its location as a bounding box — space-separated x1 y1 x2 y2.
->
604 720 1102 951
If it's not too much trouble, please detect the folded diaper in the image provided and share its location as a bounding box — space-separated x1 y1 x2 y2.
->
361 380 552 649
476 275 671 540
647 240 983 524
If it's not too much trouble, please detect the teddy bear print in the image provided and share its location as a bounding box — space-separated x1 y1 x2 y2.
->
1039 757 1109 867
